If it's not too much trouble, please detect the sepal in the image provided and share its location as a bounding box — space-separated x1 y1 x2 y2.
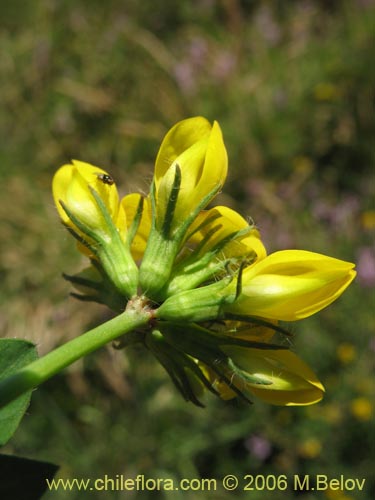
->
63 266 126 313
139 181 223 301
61 187 139 298
145 330 217 407
156 322 287 404
156 279 233 322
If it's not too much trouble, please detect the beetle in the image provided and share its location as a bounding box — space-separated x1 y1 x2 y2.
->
96 173 114 185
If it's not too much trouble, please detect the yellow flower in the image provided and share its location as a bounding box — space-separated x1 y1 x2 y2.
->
224 250 356 321
139 117 228 299
157 249 356 323
153 116 228 233
209 347 325 406
164 206 267 296
53 160 139 297
336 343 356 364
52 160 119 239
350 397 373 421
360 210 375 230
184 205 266 262
326 490 354 500
298 438 322 459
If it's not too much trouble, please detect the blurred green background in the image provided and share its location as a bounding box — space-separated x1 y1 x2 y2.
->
1 0 374 499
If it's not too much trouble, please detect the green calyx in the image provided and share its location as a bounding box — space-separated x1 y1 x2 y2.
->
163 225 258 298
155 279 234 323
139 168 223 301
145 330 218 407
60 187 139 299
63 264 126 313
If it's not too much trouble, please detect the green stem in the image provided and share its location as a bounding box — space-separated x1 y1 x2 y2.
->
0 304 151 409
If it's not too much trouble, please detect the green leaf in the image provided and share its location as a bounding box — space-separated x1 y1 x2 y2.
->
0 454 58 500
0 339 38 446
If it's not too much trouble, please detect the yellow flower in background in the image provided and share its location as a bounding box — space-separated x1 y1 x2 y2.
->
360 210 375 230
52 160 119 239
313 82 341 101
153 116 228 233
336 343 356 364
214 320 277 343
350 397 373 421
298 437 322 459
325 490 355 500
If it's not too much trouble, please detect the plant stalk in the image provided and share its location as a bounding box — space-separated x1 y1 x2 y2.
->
0 304 151 409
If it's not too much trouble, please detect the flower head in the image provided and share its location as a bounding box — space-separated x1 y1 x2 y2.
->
53 116 356 408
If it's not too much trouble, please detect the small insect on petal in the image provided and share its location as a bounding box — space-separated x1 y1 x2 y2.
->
96 173 114 185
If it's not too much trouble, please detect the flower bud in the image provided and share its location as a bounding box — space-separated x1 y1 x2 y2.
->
164 206 266 296
139 117 228 300
158 250 356 323
52 160 119 239
184 206 266 262
154 117 228 233
210 347 325 406
53 160 138 298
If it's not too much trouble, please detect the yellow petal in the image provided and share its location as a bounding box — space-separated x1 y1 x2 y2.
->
154 116 212 184
221 320 277 343
186 205 266 261
227 250 356 320
70 160 119 220
156 138 209 226
52 160 119 234
223 347 325 406
154 117 228 230
193 121 228 210
118 193 152 260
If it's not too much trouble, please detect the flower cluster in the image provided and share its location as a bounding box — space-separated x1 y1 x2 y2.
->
52 117 356 407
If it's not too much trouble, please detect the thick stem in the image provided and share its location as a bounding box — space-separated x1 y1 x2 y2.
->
0 303 152 409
